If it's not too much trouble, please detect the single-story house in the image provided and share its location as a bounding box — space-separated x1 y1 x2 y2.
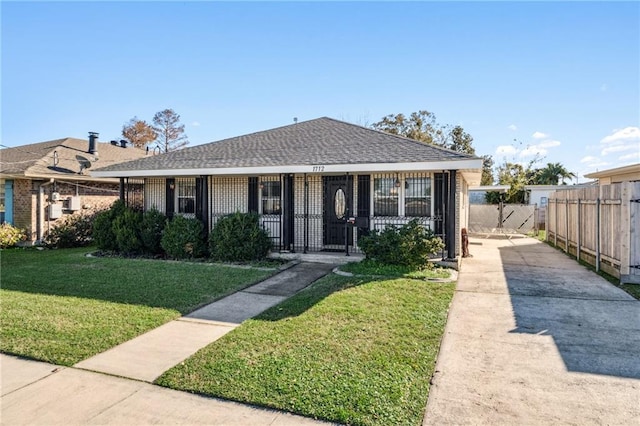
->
0 134 148 243
468 185 510 204
92 117 483 259
584 163 640 185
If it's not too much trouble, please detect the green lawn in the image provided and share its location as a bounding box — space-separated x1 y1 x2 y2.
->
340 259 451 280
157 273 455 426
0 248 273 365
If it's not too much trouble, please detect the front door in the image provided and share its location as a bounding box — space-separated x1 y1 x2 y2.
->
323 175 353 247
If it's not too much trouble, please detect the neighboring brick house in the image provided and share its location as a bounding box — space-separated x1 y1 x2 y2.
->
93 117 483 259
0 134 148 243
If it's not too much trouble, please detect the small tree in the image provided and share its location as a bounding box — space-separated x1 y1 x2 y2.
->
152 109 189 153
122 117 157 149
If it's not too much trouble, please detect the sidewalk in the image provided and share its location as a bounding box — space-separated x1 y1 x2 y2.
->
1 262 336 425
423 236 640 425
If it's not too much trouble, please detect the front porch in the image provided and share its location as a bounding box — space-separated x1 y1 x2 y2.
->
123 170 460 257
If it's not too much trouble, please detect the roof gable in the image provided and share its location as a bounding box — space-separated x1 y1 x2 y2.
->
93 117 480 175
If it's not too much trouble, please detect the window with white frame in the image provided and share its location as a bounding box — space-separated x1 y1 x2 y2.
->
405 177 431 217
373 177 399 216
176 178 196 215
261 180 281 215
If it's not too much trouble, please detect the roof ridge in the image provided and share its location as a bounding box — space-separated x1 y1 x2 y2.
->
318 116 479 159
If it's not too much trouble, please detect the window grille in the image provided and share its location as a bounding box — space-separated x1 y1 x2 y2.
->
405 177 431 217
373 177 398 216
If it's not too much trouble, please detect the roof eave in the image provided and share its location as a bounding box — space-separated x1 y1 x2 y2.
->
91 158 484 178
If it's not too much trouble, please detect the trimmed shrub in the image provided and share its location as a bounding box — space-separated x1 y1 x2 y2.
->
93 200 127 251
161 215 207 259
358 219 444 269
0 223 26 249
140 208 167 255
43 212 96 248
209 212 271 262
113 209 143 254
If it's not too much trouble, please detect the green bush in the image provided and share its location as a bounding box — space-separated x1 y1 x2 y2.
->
209 212 271 262
358 219 444 269
140 208 167 255
0 223 26 249
161 215 207 259
43 212 96 248
93 200 127 251
113 209 143 254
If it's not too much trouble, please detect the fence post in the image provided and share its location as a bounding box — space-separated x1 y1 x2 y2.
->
577 198 581 262
620 182 631 278
596 197 601 273
554 198 558 247
564 198 569 253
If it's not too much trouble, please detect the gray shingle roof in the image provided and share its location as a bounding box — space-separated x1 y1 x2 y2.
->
0 138 148 180
93 117 479 174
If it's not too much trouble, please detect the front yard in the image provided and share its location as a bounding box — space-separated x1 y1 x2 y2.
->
0 248 273 365
157 271 455 426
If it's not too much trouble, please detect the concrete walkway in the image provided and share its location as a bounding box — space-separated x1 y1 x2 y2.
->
75 262 334 382
424 236 640 425
2 262 336 425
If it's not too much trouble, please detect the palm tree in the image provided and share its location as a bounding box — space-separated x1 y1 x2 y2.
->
535 162 576 185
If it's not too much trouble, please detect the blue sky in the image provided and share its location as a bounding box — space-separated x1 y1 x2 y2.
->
2 1 639 182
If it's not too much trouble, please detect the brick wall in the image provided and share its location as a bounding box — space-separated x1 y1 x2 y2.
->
12 179 38 241
11 178 120 243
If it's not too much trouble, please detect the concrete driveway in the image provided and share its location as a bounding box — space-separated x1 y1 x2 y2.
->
424 236 640 425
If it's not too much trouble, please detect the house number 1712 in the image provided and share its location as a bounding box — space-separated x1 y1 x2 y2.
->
312 165 325 172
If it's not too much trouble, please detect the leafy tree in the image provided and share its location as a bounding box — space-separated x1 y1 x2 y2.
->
371 110 446 145
495 162 530 204
371 110 477 155
445 125 475 155
481 155 494 185
121 117 157 149
152 109 189 153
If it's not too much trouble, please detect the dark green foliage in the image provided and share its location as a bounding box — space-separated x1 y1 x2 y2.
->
208 212 272 262
43 212 96 248
161 215 207 259
113 209 143 254
140 208 167 254
358 219 444 269
92 200 127 251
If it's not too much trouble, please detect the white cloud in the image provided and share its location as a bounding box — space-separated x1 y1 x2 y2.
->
538 139 561 148
191 121 201 127
600 126 640 144
496 145 517 155
598 126 640 158
507 124 517 131
602 144 638 155
520 145 547 158
532 131 548 139
600 83 608 92
619 151 640 162
580 156 598 163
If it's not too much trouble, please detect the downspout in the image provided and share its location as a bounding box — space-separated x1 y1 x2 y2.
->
37 179 55 244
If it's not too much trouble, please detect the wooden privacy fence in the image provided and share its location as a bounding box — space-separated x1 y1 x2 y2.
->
547 182 640 284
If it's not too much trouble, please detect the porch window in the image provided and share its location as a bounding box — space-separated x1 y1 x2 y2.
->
405 177 431 217
373 177 398 216
261 181 281 215
176 178 196 215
